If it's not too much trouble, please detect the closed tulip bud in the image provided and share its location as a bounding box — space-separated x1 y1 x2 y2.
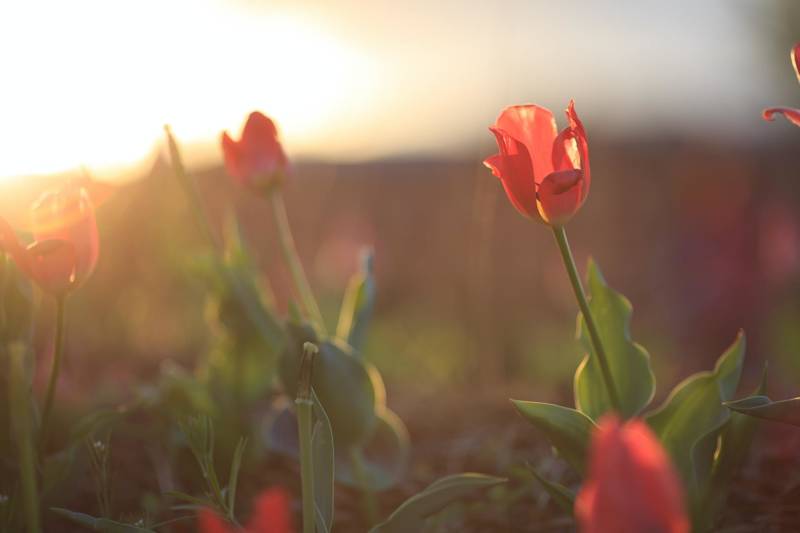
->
575 415 689 533
221 111 289 193
198 487 294 533
0 183 98 296
485 100 590 226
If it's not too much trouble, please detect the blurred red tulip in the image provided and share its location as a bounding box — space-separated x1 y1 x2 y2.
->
198 488 294 533
763 43 800 127
484 100 590 225
575 415 689 533
0 183 98 296
221 111 289 193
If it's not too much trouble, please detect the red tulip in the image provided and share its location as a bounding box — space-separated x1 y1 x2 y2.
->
198 488 294 533
575 415 688 533
221 111 289 193
484 100 590 225
763 43 800 127
0 183 98 296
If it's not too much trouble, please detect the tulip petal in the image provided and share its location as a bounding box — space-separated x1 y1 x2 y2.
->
792 43 800 83
246 488 294 533
31 185 99 288
486 127 540 220
221 131 245 184
763 107 800 128
197 509 233 533
26 240 77 295
494 105 558 182
575 416 689 533
552 127 580 172
537 169 584 225
565 101 591 204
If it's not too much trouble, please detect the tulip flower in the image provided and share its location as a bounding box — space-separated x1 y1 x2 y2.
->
575 415 689 533
763 43 800 127
198 488 294 533
221 111 289 193
0 183 98 296
484 100 589 226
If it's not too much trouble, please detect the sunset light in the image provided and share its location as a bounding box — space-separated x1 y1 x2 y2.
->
0 0 376 182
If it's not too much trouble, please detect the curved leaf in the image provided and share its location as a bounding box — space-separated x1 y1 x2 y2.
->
526 464 575 513
724 394 800 427
336 249 375 353
646 331 745 498
511 400 595 475
574 259 656 420
369 473 505 533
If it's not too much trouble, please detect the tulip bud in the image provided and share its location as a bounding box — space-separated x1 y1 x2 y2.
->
221 111 289 194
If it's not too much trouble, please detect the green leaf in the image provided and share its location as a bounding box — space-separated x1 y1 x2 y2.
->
227 437 247 515
511 401 595 475
312 390 335 531
51 508 155 532
369 473 505 533
699 366 768 530
724 394 800 426
336 249 376 353
526 464 575 513
646 331 746 499
574 259 656 420
280 325 377 448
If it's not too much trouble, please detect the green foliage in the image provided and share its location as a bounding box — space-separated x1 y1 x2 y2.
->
574 260 655 420
280 323 378 449
527 465 575 513
369 473 506 533
646 332 745 503
511 401 595 475
336 249 376 353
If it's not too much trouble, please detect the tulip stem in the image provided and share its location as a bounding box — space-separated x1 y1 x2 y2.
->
551 226 620 412
269 190 326 334
39 295 67 452
296 342 317 533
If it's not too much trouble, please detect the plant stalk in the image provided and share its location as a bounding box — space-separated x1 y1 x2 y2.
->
551 225 620 411
269 190 326 333
39 295 66 452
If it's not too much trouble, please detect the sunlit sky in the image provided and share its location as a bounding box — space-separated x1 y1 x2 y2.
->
0 0 795 182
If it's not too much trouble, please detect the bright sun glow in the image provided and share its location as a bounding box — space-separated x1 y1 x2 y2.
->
0 0 376 183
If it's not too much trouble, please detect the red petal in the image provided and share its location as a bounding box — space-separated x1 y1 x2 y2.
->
537 169 585 225
552 127 580 172
31 184 99 288
197 509 233 533
246 487 294 533
494 105 557 183
26 240 77 295
792 43 800 83
565 100 591 204
763 107 800 128
487 127 540 220
221 131 245 184
575 415 689 533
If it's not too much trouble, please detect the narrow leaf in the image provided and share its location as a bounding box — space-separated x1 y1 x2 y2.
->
574 259 656 420
369 473 505 533
336 249 376 353
646 331 746 498
724 394 800 427
526 464 575 513
511 400 595 475
227 437 247 515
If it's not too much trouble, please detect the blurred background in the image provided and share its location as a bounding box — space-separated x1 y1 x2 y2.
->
2 0 800 413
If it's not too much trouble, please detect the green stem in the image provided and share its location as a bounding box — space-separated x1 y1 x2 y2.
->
38 295 66 452
296 343 318 533
268 191 326 333
551 226 620 412
350 447 379 527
